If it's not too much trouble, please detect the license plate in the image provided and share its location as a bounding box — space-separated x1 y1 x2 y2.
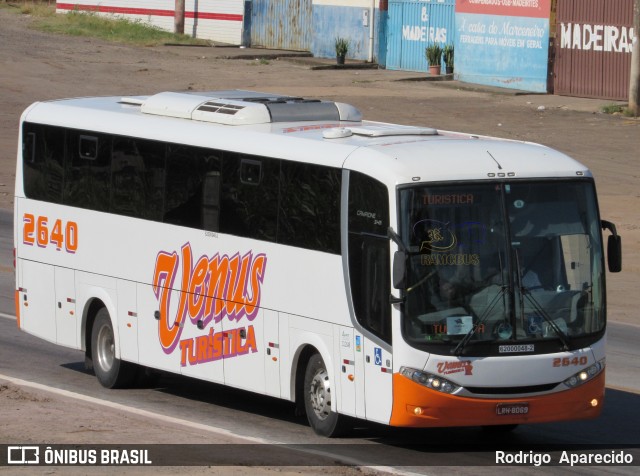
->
496 403 529 416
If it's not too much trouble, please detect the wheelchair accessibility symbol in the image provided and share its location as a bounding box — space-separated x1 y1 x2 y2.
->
374 347 382 366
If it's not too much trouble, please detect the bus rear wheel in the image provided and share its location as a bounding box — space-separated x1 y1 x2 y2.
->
91 308 135 388
303 353 349 437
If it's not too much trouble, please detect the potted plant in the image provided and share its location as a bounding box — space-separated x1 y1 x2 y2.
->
443 44 454 74
335 37 349 65
425 43 443 76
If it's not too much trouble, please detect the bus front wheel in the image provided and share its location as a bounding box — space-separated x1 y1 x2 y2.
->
91 308 135 389
303 353 349 437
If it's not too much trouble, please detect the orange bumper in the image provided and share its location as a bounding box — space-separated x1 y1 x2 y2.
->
389 370 605 428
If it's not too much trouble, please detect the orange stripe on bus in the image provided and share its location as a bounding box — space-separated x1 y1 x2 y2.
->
389 371 605 428
15 289 21 329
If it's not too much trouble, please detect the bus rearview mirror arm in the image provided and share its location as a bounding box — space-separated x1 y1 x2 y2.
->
387 227 407 252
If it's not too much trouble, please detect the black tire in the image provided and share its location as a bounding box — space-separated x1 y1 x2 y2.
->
303 353 350 437
91 308 136 389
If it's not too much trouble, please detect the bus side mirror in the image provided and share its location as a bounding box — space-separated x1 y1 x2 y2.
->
393 250 407 289
607 235 622 273
602 220 622 273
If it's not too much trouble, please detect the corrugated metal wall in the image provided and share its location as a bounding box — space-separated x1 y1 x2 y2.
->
386 0 455 72
56 0 244 44
554 0 634 100
250 0 312 51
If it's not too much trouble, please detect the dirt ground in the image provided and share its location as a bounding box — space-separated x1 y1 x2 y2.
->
0 379 382 474
0 4 639 472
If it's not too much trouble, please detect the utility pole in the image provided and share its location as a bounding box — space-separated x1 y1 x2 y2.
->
630 0 640 115
174 0 185 35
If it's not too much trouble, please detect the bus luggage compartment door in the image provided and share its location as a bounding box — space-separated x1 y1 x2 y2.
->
18 260 57 344
54 266 77 348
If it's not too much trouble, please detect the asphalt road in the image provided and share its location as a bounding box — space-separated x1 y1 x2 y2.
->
0 208 639 473
0 8 638 472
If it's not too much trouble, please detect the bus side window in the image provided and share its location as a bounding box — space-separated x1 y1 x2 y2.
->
278 161 341 254
24 131 36 163
65 131 111 212
220 153 278 242
348 171 391 343
202 171 221 232
22 126 42 199
111 137 166 221
164 145 221 229
22 124 65 204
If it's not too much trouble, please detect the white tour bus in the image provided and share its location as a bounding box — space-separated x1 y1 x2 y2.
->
14 91 622 436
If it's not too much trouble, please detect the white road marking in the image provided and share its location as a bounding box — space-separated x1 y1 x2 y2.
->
0 372 270 443
0 372 416 474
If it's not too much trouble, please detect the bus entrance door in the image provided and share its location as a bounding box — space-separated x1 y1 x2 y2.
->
363 338 393 424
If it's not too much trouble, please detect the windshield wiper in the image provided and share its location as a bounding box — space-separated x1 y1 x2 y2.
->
453 285 509 356
514 250 570 351
521 290 571 351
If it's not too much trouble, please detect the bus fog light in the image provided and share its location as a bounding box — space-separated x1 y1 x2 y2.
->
400 366 460 394
591 399 598 407
414 406 423 415
563 360 604 388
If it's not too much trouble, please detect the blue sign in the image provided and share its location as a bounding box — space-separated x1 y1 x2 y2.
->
374 347 382 366
455 12 550 92
526 314 543 336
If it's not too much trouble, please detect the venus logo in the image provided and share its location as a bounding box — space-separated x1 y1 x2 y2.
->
152 242 267 354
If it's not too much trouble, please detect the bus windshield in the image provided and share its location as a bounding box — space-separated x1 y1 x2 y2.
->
398 180 605 355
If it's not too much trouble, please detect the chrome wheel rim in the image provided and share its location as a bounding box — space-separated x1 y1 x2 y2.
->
309 367 331 421
96 323 115 372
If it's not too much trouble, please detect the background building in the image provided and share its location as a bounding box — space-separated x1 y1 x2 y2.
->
58 0 637 100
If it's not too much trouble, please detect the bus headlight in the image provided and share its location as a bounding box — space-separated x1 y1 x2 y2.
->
399 366 459 394
563 359 605 388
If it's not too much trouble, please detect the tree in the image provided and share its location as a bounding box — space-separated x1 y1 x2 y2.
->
174 0 185 35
